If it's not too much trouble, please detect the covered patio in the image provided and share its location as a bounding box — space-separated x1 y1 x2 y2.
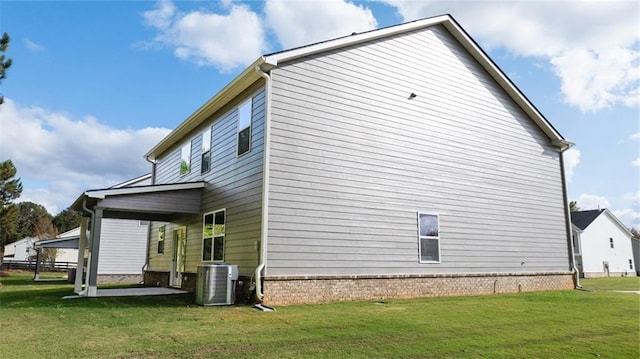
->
70 181 205 297
33 236 79 281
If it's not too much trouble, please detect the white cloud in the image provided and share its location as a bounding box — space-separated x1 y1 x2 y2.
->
577 193 610 211
379 1 639 112
265 0 378 48
633 158 640 167
24 38 45 52
142 0 266 72
617 192 640 228
563 147 580 182
631 132 640 141
0 99 171 215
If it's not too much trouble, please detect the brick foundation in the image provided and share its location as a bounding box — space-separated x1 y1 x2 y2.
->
263 272 574 305
144 271 170 287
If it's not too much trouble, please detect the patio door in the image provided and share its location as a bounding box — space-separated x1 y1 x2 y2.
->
171 227 187 288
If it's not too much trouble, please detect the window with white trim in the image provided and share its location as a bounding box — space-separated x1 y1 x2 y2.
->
180 142 191 176
237 98 252 156
201 128 211 174
609 238 614 248
629 259 633 270
202 209 225 262
157 225 165 255
418 213 440 263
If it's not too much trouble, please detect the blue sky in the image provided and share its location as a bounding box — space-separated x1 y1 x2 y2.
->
0 1 638 229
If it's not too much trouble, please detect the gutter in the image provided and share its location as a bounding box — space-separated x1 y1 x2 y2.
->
558 141 581 288
254 61 272 302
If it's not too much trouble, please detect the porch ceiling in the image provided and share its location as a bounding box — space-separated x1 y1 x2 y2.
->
71 181 205 221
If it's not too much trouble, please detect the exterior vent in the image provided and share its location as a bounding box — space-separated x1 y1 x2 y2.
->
195 264 239 305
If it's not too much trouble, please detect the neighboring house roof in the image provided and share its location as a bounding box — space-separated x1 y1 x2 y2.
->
111 173 152 188
35 237 79 249
571 209 633 237
571 209 604 231
145 14 570 162
57 227 82 239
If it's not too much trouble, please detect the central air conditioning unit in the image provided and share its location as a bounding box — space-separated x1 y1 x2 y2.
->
195 264 239 306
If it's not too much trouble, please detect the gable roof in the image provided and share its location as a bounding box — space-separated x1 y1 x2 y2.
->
145 14 570 161
571 208 633 237
571 209 604 230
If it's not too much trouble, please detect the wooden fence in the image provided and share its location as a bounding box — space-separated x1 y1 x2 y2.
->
0 260 77 271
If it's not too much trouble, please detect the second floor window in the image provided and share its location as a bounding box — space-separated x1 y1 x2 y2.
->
180 142 191 176
201 128 211 174
237 98 252 156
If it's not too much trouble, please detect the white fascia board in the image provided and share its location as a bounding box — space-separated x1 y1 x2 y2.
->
85 182 205 199
602 209 634 238
145 58 266 161
571 223 583 233
263 15 452 66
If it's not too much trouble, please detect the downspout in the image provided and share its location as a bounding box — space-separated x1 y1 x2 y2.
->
82 197 96 295
254 62 272 302
558 141 581 289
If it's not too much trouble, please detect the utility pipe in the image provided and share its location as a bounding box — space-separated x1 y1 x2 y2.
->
254 62 272 302
558 142 581 288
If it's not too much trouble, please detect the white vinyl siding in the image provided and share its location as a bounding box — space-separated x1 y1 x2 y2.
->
266 25 569 276
97 219 147 275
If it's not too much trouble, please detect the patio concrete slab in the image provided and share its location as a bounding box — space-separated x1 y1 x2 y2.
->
95 287 189 297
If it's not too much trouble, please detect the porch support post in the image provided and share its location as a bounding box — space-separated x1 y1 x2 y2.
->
86 209 103 297
33 247 42 280
74 217 89 294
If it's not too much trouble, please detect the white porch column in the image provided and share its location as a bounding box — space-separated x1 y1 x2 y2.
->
86 209 103 297
74 217 89 294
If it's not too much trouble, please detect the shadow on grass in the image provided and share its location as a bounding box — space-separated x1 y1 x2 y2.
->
1 274 197 309
1 287 196 308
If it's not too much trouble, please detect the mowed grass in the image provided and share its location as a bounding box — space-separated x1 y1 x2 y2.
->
1 271 638 359
581 276 640 291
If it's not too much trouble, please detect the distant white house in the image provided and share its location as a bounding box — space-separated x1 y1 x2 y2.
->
632 237 640 276
571 209 636 278
3 237 37 261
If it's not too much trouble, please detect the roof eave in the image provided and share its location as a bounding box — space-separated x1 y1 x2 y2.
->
145 57 266 162
264 14 567 147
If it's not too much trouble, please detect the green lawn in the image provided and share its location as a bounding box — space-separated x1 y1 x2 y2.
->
581 276 640 291
1 271 638 359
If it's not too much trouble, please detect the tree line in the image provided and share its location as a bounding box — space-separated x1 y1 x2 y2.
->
0 160 82 252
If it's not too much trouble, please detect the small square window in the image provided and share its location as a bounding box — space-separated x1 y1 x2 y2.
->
418 213 440 263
